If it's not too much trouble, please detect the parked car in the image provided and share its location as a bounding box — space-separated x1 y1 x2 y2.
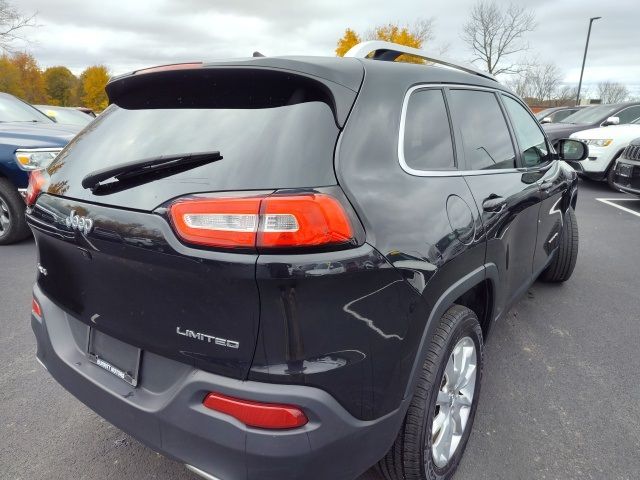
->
25 41 588 480
34 105 94 126
0 93 80 244
543 102 640 145
612 138 640 196
569 118 640 188
536 105 585 124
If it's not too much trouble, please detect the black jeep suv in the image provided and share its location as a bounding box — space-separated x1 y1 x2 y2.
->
26 42 587 480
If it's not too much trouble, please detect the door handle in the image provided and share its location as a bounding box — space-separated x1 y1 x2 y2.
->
482 195 506 212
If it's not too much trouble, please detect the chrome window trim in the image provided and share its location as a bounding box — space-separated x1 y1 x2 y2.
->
398 84 525 177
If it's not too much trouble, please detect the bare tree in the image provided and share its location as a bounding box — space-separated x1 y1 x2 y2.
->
530 62 563 102
597 81 629 104
507 61 563 102
0 0 36 52
556 85 580 105
462 1 536 76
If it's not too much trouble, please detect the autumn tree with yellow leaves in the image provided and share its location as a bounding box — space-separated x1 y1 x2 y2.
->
0 52 110 111
335 19 435 63
79 65 109 111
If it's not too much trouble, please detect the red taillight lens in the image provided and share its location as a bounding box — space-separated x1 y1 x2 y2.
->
32 297 42 318
203 392 308 429
169 193 355 250
25 170 49 207
259 195 353 248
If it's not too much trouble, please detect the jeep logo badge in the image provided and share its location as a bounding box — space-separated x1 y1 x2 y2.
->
65 210 94 235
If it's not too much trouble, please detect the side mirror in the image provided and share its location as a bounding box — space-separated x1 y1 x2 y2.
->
557 139 589 161
603 116 620 126
540 116 553 124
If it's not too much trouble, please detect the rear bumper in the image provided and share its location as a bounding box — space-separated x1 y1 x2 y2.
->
31 285 401 480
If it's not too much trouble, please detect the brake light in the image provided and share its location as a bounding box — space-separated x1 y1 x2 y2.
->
25 170 49 207
135 62 203 75
169 193 354 250
32 297 42 318
203 392 308 429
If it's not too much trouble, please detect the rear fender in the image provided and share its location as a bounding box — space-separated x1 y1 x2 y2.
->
401 264 498 401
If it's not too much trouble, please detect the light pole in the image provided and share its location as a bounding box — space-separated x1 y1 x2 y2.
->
576 16 601 106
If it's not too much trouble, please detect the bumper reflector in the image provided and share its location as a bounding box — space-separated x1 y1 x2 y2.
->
203 392 308 429
32 297 42 318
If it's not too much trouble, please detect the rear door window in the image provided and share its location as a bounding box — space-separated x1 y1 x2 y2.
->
402 89 455 171
447 89 516 170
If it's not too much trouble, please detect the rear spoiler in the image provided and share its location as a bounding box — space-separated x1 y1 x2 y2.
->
105 62 361 128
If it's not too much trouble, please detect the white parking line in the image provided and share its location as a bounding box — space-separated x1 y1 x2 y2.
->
596 198 640 218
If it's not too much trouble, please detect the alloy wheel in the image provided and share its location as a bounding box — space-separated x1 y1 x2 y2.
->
0 197 10 238
430 336 477 468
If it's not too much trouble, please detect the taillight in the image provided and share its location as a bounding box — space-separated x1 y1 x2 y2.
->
25 170 49 207
32 297 42 318
203 392 308 429
169 193 355 250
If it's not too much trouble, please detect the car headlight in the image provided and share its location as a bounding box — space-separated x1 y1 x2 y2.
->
581 139 613 147
14 148 62 171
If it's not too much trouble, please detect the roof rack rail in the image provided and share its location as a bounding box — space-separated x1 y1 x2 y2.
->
344 41 496 82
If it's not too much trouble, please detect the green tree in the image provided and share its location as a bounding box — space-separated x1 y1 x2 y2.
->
12 51 47 103
80 65 109 111
0 53 23 96
44 66 79 106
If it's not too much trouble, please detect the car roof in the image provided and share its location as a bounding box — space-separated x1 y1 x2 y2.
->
111 55 508 94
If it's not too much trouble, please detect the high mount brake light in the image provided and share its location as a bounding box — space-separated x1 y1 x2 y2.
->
203 392 308 429
25 170 49 207
135 62 203 75
169 194 354 250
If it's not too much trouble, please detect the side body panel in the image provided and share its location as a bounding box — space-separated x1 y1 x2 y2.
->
334 63 489 419
463 172 540 317
532 161 576 274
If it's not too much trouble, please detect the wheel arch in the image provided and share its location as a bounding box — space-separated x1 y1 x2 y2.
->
402 264 498 401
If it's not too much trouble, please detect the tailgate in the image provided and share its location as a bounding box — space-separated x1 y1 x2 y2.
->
29 194 259 379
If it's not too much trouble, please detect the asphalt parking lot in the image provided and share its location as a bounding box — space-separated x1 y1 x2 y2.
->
1 178 639 480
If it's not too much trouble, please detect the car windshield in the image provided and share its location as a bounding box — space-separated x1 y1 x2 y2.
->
0 94 53 123
560 105 618 125
35 106 93 126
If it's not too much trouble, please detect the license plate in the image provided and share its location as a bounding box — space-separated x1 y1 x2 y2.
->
617 164 633 178
87 329 141 387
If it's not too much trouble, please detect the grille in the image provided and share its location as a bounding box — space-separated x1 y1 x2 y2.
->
623 144 640 160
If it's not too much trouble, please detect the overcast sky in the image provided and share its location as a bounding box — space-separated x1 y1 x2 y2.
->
14 0 640 96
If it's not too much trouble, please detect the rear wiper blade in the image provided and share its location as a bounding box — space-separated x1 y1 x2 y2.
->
82 151 222 191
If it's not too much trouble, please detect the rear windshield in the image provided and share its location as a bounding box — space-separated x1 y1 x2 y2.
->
48 102 339 208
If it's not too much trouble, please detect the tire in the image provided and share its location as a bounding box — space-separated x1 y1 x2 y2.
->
606 164 619 191
377 305 484 480
0 177 30 245
539 207 578 283
606 152 624 191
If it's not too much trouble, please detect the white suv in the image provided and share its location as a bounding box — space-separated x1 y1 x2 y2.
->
570 118 640 188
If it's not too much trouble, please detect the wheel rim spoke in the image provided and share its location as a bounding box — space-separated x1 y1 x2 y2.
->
0 199 9 234
430 335 478 469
